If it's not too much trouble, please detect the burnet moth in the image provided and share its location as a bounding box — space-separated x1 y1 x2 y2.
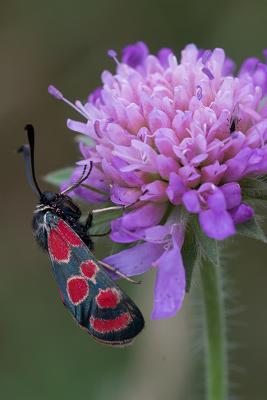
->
19 124 144 346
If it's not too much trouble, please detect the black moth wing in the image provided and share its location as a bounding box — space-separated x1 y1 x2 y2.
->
44 212 144 345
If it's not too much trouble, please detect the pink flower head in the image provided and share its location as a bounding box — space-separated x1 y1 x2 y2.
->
49 42 267 319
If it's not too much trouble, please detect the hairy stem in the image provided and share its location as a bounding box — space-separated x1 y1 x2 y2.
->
200 245 228 400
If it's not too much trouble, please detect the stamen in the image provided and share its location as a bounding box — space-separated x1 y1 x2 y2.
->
196 85 203 100
202 67 214 80
94 120 102 138
198 193 206 206
48 85 89 119
107 49 120 66
48 85 63 100
75 100 90 118
137 130 146 142
201 50 212 65
141 153 148 162
137 129 156 144
207 136 233 152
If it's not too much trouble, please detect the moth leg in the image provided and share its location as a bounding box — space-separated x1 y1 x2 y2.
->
91 205 124 215
87 198 147 234
85 211 93 231
90 229 111 237
87 206 123 236
98 260 141 285
88 194 149 223
85 210 111 236
87 207 123 227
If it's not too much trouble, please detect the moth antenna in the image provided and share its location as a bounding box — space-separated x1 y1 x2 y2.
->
18 124 43 197
61 161 93 195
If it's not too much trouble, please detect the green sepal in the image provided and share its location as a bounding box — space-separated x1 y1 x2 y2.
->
241 176 267 201
89 207 123 235
182 222 198 292
44 167 74 186
236 216 267 243
191 215 218 265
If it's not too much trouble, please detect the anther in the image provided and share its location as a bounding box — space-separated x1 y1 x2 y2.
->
48 85 64 100
196 85 203 100
107 49 120 66
48 85 89 119
202 67 214 80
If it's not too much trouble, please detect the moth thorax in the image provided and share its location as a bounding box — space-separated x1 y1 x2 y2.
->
40 191 57 204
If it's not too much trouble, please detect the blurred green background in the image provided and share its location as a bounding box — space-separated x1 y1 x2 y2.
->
2 0 267 399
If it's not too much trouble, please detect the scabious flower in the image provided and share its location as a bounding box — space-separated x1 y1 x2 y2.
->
49 42 267 319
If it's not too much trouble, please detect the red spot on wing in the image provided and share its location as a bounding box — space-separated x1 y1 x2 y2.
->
48 229 70 262
67 276 89 305
90 313 131 333
80 260 99 281
57 220 83 246
96 288 120 309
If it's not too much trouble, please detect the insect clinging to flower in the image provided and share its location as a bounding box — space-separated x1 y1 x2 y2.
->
19 124 144 346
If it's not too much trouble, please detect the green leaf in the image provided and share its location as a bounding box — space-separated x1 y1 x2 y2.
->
44 167 73 186
236 216 267 243
110 242 137 255
182 225 199 292
89 207 123 235
74 135 96 147
192 215 218 265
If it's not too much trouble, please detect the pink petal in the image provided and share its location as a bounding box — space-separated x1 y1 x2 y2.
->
140 181 168 202
220 182 241 209
156 154 179 179
151 243 186 319
166 172 186 205
230 204 254 224
183 190 200 213
104 242 164 278
199 209 236 240
121 203 166 230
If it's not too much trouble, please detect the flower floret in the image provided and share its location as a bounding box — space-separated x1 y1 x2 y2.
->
51 42 267 319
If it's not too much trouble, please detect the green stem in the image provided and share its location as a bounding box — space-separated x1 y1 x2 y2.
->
200 246 228 400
